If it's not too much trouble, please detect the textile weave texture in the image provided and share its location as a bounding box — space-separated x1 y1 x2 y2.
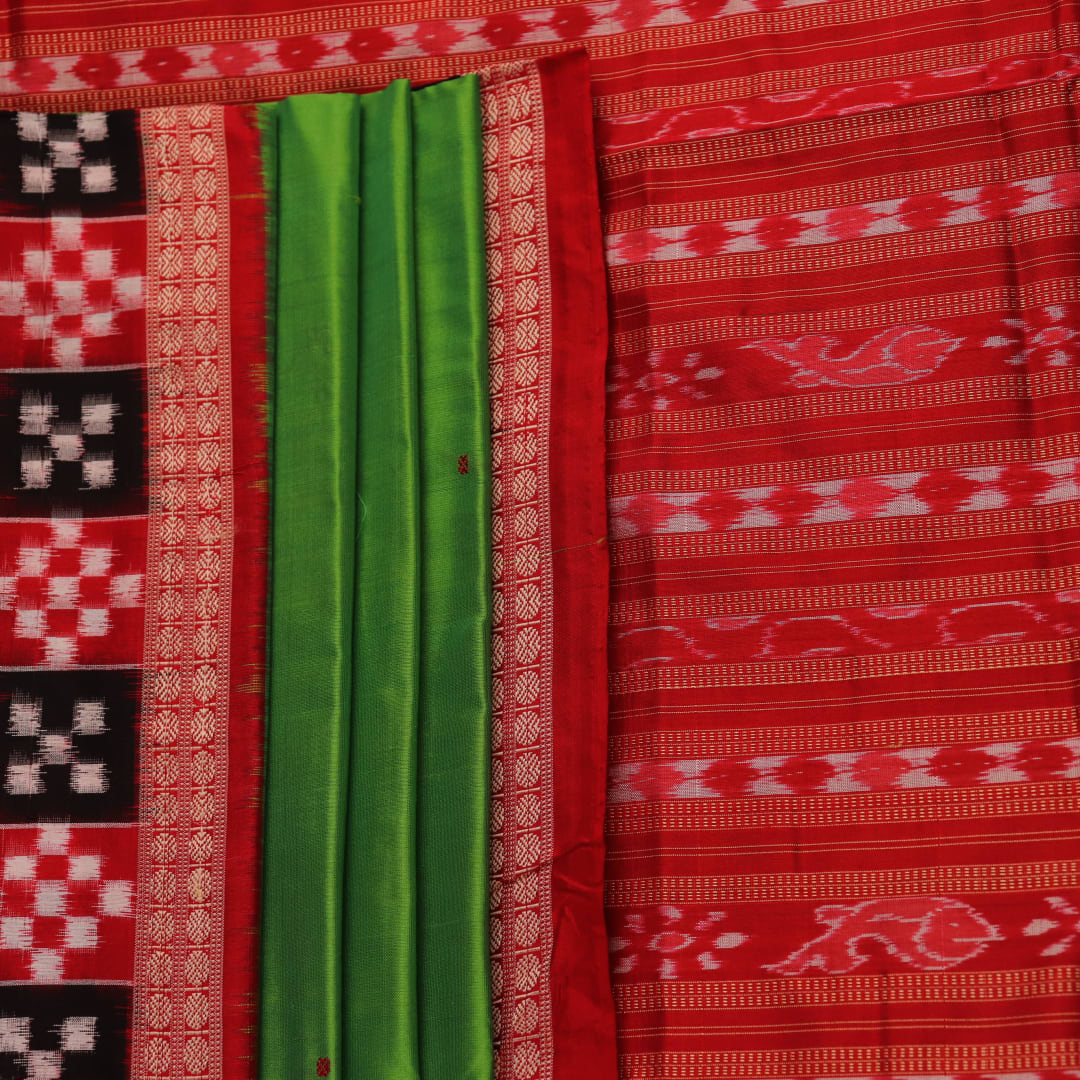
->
2 1 1079 1079
0 102 268 1080
258 75 496 1080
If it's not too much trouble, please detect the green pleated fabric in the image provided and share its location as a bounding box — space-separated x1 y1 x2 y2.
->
413 74 493 1080
260 77 492 1080
343 78 423 1079
258 93 362 1077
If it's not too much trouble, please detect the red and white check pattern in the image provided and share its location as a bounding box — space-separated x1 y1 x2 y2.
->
0 517 144 667
0 215 144 368
0 824 134 983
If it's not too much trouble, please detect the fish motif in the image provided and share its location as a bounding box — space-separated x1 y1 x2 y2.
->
749 326 960 388
766 897 1002 975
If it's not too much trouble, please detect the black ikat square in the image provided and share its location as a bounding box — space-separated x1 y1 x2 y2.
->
0 369 145 516
0 670 138 824
0 986 128 1080
0 112 143 217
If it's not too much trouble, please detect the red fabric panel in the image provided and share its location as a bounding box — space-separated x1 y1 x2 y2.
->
538 50 618 1080
484 53 618 1080
7 2 1080 1078
222 102 269 1080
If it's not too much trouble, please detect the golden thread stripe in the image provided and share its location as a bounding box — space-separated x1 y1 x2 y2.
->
611 564 1080 624
618 1039 1080 1077
612 276 1079 356
606 778 1080 831
608 828 1080 865
605 859 1079 904
608 706 1080 760
610 638 1080 694
615 249 1072 324
615 966 1080 1013
609 429 1080 496
620 1012 1080 1038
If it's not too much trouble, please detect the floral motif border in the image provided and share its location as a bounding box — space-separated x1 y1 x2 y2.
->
134 103 233 1080
481 61 556 1080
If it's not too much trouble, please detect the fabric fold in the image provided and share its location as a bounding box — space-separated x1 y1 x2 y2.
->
259 92 362 1078
413 73 494 1080
259 78 498 1080
480 54 617 1080
343 78 423 1079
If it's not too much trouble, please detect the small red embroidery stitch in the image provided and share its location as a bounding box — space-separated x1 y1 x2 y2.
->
316 1058 331 1076
458 454 469 474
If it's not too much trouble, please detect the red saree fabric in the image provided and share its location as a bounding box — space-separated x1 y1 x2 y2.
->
6 2 1080 1079
483 52 615 1080
0 101 268 1080
604 78 1080 1079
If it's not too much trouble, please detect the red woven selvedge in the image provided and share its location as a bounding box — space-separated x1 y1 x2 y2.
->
482 52 617 1080
221 103 270 1080
539 51 618 1080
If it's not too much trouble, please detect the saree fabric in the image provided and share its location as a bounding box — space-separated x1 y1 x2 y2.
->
259 91 360 1077
259 76 493 1080
0 103 270 1080
0 60 615 1080
10 2 1080 1080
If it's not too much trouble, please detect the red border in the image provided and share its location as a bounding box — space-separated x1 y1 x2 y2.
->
222 103 269 1079
537 51 618 1080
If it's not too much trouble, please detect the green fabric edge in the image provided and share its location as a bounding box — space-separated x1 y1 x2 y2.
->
343 78 423 1080
259 93 363 1080
413 73 494 1080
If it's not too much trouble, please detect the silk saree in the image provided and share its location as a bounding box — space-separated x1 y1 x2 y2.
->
0 2 1079 1080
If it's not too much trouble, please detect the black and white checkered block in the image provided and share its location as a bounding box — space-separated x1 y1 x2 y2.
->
0 670 138 824
0 369 145 516
0 112 142 216
0 986 128 1080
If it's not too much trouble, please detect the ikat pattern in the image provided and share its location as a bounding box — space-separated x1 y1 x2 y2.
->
0 670 138 823
0 107 146 1080
608 306 1080 420
0 112 142 215
0 217 145 370
608 890 1080 987
606 170 1080 265
5 1 1079 1077
0 0 827 98
610 454 1080 539
600 34 1080 1080
0 370 145 513
0 986 129 1079
611 735 1080 803
0 517 145 667
0 825 135 983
